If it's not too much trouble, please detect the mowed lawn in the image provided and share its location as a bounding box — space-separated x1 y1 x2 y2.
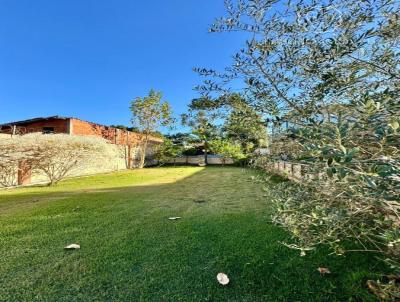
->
0 167 381 301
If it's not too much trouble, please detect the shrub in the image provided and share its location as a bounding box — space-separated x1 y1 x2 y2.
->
0 134 114 186
154 138 182 165
0 136 37 186
209 139 246 164
265 98 400 288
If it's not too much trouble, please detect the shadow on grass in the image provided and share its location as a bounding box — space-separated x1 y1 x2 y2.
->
0 166 383 301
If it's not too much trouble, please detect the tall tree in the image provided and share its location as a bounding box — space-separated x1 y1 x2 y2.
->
154 138 183 166
130 90 173 168
223 94 268 154
208 139 245 165
186 93 268 155
181 110 218 164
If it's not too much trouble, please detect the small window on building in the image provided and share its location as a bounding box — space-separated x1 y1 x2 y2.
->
42 127 55 134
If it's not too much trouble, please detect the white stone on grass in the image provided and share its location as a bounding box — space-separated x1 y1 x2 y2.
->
217 273 230 285
168 217 181 220
64 244 80 250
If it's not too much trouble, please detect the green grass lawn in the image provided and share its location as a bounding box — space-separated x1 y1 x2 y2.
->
0 167 381 301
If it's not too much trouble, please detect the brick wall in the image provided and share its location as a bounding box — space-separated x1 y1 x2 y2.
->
70 118 162 146
1 119 70 134
0 117 162 146
71 118 115 140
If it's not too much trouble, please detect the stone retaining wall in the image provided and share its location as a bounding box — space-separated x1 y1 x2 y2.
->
264 161 310 181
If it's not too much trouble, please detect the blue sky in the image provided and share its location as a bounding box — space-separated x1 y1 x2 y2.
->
0 0 245 132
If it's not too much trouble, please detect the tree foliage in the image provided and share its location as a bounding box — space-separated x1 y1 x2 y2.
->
154 138 183 165
181 110 219 164
186 93 268 157
223 94 268 154
165 132 200 147
130 90 174 168
209 139 245 164
196 0 399 121
199 0 400 298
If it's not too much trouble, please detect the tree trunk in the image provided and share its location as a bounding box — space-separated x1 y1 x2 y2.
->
204 140 208 165
138 136 148 169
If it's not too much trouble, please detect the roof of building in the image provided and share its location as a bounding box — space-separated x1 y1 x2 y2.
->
0 116 163 142
0 116 69 126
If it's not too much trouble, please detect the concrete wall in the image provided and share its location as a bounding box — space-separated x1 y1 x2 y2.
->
28 143 129 185
0 135 159 188
168 155 234 165
0 133 11 139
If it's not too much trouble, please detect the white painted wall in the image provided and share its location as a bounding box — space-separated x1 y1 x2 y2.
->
168 155 234 165
0 136 159 187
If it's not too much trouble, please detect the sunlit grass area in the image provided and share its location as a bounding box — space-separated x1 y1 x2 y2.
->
0 167 381 301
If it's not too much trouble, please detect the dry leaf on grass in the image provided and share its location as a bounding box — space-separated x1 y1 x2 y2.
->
217 273 230 285
367 278 400 301
387 274 400 282
168 217 181 220
64 244 80 250
366 280 389 301
317 267 331 275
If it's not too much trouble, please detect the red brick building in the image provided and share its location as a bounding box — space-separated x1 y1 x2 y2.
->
0 116 163 186
0 116 163 146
